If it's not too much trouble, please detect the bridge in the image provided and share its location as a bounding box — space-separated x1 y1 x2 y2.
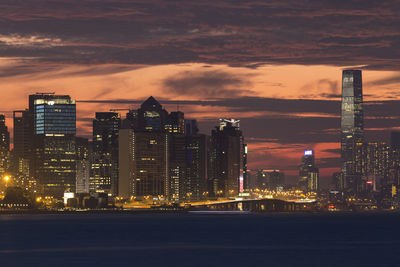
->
187 198 318 212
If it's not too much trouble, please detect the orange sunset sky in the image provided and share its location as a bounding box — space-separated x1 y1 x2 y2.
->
1 0 400 185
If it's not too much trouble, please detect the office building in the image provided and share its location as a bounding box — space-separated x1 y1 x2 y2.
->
185 133 210 201
118 97 170 198
76 137 90 194
256 169 284 191
341 69 364 192
165 111 185 135
185 119 199 136
119 130 169 198
354 142 391 192
0 115 10 176
210 119 244 197
91 112 120 195
30 93 76 197
298 150 319 192
136 96 168 132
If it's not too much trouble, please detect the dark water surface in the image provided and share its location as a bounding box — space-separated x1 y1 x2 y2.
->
1 212 400 267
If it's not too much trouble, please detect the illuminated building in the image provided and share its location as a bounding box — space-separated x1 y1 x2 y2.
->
241 143 248 192
119 130 169 198
9 110 36 193
332 172 345 191
30 93 76 197
165 111 185 135
210 118 245 197
185 133 211 201
166 111 186 202
256 169 284 191
136 96 168 132
354 142 391 192
118 97 169 198
0 114 10 176
255 169 267 190
91 112 120 195
11 110 32 179
76 137 90 194
169 134 186 202
298 150 319 192
390 131 400 187
341 69 364 192
118 129 134 198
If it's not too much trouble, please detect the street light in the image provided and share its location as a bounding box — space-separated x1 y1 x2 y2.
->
3 175 10 187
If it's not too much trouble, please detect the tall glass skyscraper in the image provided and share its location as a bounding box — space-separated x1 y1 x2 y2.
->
341 70 364 192
210 119 244 197
91 112 121 195
30 93 76 197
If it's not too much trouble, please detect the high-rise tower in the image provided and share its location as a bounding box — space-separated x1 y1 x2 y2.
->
210 119 245 197
298 150 319 192
0 114 10 177
30 93 76 196
341 70 364 192
91 112 120 195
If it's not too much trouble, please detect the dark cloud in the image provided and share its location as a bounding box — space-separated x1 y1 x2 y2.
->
162 70 254 98
367 74 400 86
0 0 398 69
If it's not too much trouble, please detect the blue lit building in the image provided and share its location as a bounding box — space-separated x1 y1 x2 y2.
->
30 93 76 197
298 150 319 192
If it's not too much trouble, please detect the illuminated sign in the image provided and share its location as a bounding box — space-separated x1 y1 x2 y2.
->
304 150 313 156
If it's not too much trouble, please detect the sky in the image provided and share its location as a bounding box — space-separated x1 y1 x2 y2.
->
0 0 400 186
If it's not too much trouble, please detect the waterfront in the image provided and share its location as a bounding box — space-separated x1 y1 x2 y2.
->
1 212 400 266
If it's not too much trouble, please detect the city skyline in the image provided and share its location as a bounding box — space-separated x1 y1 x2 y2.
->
1 0 400 185
1 2 400 266
1 70 400 187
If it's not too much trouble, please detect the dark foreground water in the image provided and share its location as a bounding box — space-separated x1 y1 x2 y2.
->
1 212 400 267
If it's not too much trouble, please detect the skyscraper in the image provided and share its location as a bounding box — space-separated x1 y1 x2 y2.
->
118 97 169 199
341 69 363 192
166 111 186 202
0 114 10 177
136 96 168 132
210 119 244 197
30 93 76 196
12 110 32 169
91 112 120 195
119 130 169 198
165 111 185 135
185 133 210 201
298 150 319 192
76 137 90 194
256 169 284 191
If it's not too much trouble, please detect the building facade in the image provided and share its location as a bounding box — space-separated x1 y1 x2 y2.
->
91 112 121 195
0 114 10 177
341 69 364 192
30 93 76 197
210 119 244 197
298 150 319 192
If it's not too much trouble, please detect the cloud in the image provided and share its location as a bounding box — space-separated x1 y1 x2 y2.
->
0 0 398 69
0 34 62 47
162 70 255 98
367 74 400 86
